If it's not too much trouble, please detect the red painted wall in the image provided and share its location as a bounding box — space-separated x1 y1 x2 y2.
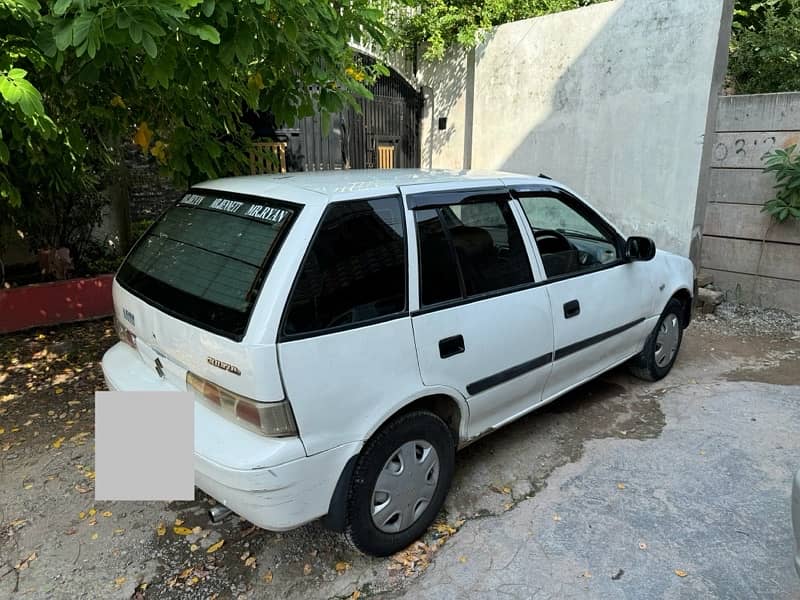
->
0 274 114 334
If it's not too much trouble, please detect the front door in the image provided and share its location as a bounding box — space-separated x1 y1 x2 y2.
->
514 189 652 400
405 185 554 440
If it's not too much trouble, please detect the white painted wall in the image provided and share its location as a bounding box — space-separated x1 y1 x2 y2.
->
419 0 731 256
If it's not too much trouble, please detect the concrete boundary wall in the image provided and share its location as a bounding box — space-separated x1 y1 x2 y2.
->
419 0 732 257
701 92 800 313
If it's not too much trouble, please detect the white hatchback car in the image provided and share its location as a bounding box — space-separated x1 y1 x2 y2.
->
102 169 693 556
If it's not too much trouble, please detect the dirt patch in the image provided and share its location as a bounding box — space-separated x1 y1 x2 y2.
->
2 307 797 600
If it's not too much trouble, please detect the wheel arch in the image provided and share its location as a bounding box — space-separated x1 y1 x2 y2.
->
669 287 693 328
321 388 467 532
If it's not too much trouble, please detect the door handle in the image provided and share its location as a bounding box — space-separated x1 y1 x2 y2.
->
563 299 580 319
439 335 465 359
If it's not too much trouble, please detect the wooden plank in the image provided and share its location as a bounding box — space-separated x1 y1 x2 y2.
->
708 168 777 205
716 93 800 133
703 268 800 314
704 204 800 244
701 236 800 281
710 131 800 168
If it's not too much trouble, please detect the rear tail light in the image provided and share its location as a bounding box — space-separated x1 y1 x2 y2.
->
114 316 137 348
186 372 297 438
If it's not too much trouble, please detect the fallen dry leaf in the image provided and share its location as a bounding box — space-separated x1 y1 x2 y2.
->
580 571 592 578
91 533 98 540
190 544 199 552
617 482 626 490
157 523 166 536
263 570 273 583
52 437 66 449
335 561 351 573
174 526 193 536
206 539 224 553
174 518 184 526
458 556 467 564
350 591 361 600
102 511 112 517
79 511 86 520
553 514 562 522
114 576 126 588
14 551 37 571
674 569 688 577
245 556 256 568
88 508 96 517
303 563 312 575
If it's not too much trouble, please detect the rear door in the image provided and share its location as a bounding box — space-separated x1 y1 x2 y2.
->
404 183 554 440
114 190 301 402
512 186 652 400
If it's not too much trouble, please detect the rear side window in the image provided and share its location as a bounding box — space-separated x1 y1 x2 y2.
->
416 200 533 306
283 197 407 337
116 192 298 339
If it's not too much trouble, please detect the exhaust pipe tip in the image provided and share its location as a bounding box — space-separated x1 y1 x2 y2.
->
208 504 233 523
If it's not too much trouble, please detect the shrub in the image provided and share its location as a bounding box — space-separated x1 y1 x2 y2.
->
729 0 800 94
762 144 800 222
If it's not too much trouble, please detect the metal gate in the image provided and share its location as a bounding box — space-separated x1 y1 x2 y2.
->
269 59 422 172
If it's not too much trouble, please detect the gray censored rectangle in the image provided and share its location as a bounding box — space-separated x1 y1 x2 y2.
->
95 391 194 501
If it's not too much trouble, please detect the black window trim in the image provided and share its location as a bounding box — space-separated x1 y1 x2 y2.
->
510 185 628 284
406 187 511 210
413 191 536 313
277 194 409 343
116 188 302 342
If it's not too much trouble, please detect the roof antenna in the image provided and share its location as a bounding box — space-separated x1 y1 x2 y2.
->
538 173 552 180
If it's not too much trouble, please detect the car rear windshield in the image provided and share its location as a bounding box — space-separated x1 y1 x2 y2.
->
116 191 299 340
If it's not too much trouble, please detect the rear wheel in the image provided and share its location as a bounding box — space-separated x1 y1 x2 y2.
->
629 298 684 381
345 411 455 556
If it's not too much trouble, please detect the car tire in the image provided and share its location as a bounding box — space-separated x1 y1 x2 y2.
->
628 298 684 382
345 410 455 557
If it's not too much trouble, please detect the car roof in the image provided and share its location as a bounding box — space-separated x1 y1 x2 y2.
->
193 169 558 205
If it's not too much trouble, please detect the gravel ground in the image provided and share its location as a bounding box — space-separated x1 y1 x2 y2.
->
0 303 798 599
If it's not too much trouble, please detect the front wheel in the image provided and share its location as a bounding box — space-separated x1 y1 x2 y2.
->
345 411 455 556
628 298 684 381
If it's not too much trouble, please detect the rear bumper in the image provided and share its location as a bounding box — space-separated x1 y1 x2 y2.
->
194 442 359 531
101 342 360 530
793 469 800 578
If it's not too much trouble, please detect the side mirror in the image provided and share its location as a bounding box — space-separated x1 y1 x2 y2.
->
625 236 656 262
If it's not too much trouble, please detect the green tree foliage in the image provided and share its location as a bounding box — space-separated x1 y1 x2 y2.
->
729 0 800 93
388 0 603 60
0 0 387 255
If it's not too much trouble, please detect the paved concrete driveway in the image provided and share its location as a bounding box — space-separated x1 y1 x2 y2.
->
1 311 798 599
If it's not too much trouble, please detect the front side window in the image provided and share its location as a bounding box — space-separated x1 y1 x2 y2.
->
518 195 619 278
283 196 406 337
117 192 298 339
416 200 533 307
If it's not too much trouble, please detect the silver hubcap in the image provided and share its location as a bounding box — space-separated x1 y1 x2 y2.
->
371 440 440 533
654 313 680 368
